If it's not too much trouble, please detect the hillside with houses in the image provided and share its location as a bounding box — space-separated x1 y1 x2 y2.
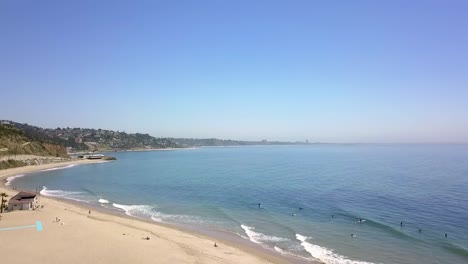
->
1 121 180 153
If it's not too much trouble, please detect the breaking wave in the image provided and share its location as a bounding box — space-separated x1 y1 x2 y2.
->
111 203 222 226
274 246 287 254
40 186 89 203
98 198 110 204
296 234 375 264
5 174 25 186
240 225 289 244
150 212 215 225
112 203 156 218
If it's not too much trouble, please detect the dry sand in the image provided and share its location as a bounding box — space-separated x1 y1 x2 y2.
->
0 161 303 264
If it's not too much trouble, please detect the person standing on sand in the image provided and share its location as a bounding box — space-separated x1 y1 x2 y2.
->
89 210 91 214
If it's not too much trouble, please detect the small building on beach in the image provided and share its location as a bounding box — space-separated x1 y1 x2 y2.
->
8 191 39 211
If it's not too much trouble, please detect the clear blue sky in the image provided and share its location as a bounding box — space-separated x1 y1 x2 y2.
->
1 0 468 142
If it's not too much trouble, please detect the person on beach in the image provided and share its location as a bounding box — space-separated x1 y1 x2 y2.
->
445 233 448 238
214 242 218 247
89 210 91 214
400 222 403 227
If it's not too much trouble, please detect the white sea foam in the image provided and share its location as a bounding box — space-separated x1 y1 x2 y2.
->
112 203 156 218
151 212 214 225
274 246 287 254
112 203 214 225
235 232 249 240
150 216 163 222
240 225 289 244
5 174 25 186
40 186 89 203
42 164 77 171
296 234 375 264
98 198 109 204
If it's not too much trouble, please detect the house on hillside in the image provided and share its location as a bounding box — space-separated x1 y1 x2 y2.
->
8 192 39 211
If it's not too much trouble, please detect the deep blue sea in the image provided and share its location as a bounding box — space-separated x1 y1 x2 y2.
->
8 145 468 264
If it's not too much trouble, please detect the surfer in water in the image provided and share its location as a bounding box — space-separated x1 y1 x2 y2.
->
258 203 262 209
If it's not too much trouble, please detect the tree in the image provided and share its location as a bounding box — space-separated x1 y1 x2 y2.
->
0 192 8 213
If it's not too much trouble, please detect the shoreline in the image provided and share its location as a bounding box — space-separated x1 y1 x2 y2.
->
0 161 316 264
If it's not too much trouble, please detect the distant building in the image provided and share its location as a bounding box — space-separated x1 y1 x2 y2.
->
8 192 39 211
78 153 104 159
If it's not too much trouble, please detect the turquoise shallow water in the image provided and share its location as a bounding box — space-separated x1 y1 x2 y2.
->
9 145 468 264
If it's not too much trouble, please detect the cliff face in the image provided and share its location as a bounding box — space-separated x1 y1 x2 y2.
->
0 124 69 158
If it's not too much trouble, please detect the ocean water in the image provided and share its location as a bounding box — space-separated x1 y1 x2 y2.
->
9 145 468 264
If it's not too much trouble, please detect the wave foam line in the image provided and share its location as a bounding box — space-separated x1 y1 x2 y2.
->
111 203 218 226
112 203 156 218
42 164 77 171
40 186 89 203
152 212 210 225
5 174 25 186
274 246 287 254
296 234 375 264
241 225 289 244
98 198 110 204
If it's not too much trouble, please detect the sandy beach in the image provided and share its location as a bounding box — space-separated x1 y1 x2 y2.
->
0 160 301 264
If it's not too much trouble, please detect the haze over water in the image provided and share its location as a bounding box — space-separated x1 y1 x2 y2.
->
11 145 468 264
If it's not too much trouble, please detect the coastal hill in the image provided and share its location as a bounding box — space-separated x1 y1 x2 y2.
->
0 123 69 169
1 120 180 152
0 124 68 158
1 120 309 154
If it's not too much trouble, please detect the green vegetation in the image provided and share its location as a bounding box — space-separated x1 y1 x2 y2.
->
0 159 28 170
0 123 69 158
1 120 308 155
2 121 180 152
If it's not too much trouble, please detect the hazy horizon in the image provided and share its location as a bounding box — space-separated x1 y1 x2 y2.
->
2 1 468 143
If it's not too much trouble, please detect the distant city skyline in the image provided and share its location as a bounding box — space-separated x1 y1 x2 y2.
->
1 1 468 143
